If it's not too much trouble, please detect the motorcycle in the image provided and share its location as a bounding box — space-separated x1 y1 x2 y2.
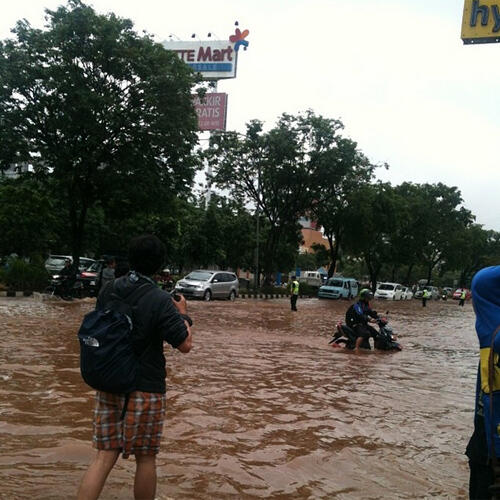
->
44 275 84 300
329 317 402 351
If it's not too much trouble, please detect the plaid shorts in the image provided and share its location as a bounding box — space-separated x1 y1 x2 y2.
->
93 391 166 458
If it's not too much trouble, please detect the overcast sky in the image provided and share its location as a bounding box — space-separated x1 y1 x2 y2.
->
2 1 499 230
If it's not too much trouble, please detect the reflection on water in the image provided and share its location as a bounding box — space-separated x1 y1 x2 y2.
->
0 296 475 498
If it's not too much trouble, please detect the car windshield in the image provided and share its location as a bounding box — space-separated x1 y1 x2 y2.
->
47 257 67 266
185 271 213 282
87 262 101 272
378 284 395 291
326 279 343 287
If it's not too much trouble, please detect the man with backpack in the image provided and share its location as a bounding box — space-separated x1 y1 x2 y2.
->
77 234 192 500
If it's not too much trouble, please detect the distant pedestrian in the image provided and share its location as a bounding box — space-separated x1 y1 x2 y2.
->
422 288 430 307
459 288 467 307
290 276 299 311
99 258 116 292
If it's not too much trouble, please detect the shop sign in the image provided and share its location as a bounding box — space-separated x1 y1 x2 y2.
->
193 93 227 131
164 28 249 80
462 0 500 44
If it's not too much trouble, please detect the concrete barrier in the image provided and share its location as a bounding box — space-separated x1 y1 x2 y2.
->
0 290 33 297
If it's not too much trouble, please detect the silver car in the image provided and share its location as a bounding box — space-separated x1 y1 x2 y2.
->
175 270 239 301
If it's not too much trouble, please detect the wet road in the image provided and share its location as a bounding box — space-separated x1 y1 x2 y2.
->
0 295 476 499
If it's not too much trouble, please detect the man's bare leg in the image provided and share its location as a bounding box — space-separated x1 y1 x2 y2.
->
134 454 157 500
77 449 120 500
354 336 364 354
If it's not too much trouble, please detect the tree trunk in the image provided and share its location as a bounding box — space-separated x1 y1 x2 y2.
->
365 256 379 293
326 232 340 278
404 263 414 285
69 197 88 270
426 263 432 285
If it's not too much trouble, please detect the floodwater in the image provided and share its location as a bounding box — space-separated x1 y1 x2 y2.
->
0 295 477 499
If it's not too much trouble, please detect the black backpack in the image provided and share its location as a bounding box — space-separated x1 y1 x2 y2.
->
77 282 155 398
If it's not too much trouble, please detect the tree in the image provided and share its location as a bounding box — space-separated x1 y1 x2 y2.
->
304 114 376 277
0 176 60 257
0 1 200 266
391 183 473 284
343 183 399 291
207 113 321 285
451 225 500 287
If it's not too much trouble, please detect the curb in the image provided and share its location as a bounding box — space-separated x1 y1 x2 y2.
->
238 294 313 300
0 290 33 297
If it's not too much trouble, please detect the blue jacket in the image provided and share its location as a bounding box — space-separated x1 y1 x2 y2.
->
471 266 500 457
345 300 377 329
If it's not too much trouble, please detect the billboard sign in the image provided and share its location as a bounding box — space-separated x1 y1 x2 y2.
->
163 28 249 80
193 93 228 131
462 0 500 44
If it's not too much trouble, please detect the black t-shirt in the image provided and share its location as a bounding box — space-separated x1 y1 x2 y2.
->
97 273 188 394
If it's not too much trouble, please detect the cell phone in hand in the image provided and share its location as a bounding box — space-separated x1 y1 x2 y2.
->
171 292 181 302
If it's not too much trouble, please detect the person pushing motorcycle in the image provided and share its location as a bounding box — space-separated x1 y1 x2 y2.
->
345 289 379 353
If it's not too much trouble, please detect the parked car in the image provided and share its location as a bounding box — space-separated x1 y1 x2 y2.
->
45 255 95 275
175 270 239 301
318 277 358 299
374 282 404 300
401 286 413 300
78 260 104 297
453 288 472 300
77 256 129 297
414 285 440 300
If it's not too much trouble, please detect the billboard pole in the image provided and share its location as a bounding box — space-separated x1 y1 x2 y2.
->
205 80 219 208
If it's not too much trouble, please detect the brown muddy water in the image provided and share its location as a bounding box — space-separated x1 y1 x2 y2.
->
0 295 476 499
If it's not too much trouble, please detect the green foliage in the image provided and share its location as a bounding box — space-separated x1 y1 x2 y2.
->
0 177 60 257
259 285 289 295
343 182 399 290
207 111 351 284
295 282 316 296
0 257 49 291
390 182 474 283
0 0 200 266
295 253 317 271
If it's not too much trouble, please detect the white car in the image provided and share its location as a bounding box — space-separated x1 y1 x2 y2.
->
374 282 404 300
401 286 413 300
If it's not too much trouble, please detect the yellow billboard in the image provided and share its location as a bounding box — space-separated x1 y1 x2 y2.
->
462 0 500 43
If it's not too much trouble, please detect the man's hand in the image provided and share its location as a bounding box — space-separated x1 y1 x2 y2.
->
172 293 187 315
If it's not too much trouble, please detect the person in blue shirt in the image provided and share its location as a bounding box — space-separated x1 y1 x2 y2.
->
345 289 379 353
466 266 500 499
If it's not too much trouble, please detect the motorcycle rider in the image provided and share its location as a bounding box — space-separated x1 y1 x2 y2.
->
345 289 379 353
59 258 77 298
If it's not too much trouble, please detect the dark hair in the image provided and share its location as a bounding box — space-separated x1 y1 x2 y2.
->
114 261 129 278
128 235 165 276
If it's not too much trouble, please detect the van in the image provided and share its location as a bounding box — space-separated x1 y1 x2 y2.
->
175 269 239 301
318 277 358 299
297 271 322 288
374 282 404 300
